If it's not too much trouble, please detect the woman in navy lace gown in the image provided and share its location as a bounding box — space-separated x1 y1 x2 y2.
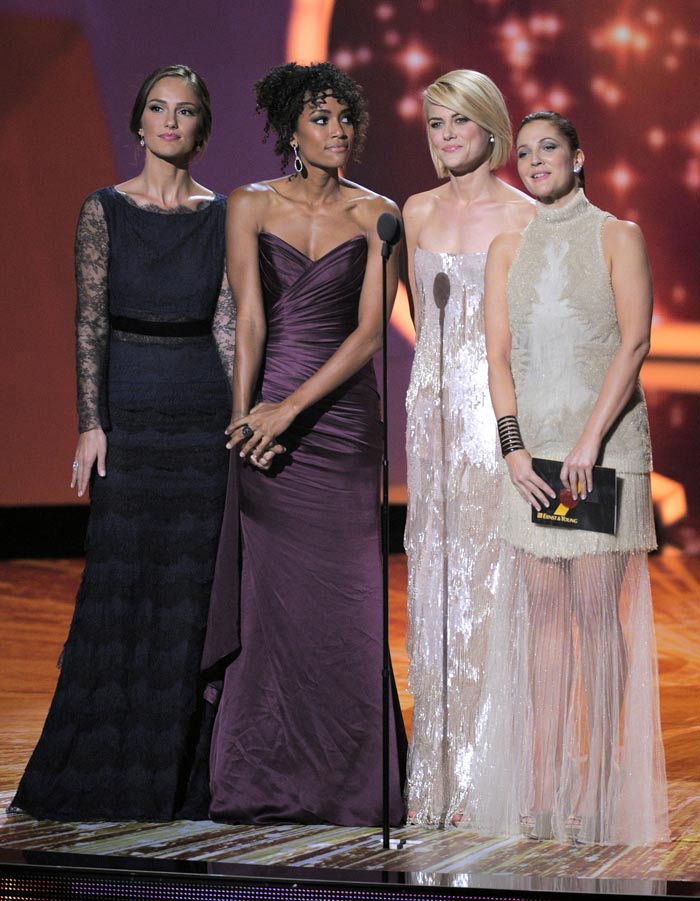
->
11 65 234 822
203 62 406 825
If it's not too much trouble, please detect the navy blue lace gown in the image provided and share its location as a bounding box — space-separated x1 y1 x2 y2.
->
11 188 234 821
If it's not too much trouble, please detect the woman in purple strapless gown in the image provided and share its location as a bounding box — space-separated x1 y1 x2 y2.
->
202 62 406 825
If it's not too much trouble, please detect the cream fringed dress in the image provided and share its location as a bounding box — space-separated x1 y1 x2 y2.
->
466 190 668 845
405 249 500 825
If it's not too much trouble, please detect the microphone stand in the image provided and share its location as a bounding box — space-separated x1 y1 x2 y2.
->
377 213 401 850
380 235 391 851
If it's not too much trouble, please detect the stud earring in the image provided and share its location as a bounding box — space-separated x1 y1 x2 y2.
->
292 143 303 173
489 134 495 144
573 164 581 174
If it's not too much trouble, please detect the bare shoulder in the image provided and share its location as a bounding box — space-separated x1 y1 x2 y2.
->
114 175 140 194
488 228 523 266
189 179 217 201
602 215 646 251
402 189 444 244
227 180 292 230
402 187 438 216
341 179 400 227
493 178 536 228
227 178 281 207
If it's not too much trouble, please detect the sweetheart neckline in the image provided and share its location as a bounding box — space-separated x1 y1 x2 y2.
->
259 231 366 263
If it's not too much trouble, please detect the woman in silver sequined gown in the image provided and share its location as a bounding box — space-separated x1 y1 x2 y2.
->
403 70 534 825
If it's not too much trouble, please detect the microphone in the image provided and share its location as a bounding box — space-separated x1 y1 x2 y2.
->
377 212 402 259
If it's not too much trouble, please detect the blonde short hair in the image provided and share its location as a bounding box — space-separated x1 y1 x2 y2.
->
423 69 512 177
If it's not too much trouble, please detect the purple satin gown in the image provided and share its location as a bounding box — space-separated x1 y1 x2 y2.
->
203 232 406 825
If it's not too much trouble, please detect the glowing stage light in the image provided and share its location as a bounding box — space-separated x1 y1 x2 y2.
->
498 18 534 69
333 48 354 69
671 27 689 47
591 76 624 106
375 2 395 22
529 13 562 37
683 158 700 191
391 281 416 346
396 94 423 121
683 120 700 154
650 471 688 527
591 16 651 62
396 40 432 77
647 127 667 150
545 85 572 110
286 0 334 64
643 7 662 26
605 161 637 194
520 79 540 102
671 285 688 305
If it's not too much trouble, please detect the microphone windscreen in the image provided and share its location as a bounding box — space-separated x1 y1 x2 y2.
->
377 212 402 246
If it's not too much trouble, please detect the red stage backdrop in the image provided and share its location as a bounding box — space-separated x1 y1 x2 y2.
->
2 0 699 542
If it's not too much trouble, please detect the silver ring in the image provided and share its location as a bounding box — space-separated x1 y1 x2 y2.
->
72 461 79 470
241 424 254 440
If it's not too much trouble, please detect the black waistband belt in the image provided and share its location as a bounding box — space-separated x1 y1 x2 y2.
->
109 315 213 337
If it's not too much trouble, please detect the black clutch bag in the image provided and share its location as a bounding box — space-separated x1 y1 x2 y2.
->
530 458 617 535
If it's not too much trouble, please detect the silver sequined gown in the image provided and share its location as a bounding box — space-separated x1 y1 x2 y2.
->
404 249 500 825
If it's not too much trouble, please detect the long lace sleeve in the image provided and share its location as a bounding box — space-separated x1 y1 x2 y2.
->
74 193 110 433
212 267 235 389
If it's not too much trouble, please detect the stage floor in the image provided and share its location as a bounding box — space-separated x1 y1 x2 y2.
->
1 553 699 894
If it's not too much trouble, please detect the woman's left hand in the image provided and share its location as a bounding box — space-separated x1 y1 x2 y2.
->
226 400 295 464
560 434 601 501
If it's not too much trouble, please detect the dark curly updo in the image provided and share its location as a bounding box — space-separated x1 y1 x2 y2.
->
254 62 369 169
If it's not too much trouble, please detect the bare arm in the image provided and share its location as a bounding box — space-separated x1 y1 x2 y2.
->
484 233 554 510
72 194 109 496
237 195 401 459
224 187 267 430
402 195 423 327
560 219 653 498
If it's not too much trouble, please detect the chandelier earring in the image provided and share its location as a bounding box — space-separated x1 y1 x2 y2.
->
292 143 303 173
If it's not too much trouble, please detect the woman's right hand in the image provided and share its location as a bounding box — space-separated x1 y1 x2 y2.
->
225 412 286 471
71 428 107 497
505 448 556 512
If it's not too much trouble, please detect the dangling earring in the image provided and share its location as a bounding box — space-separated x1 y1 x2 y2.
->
139 135 145 148
292 143 303 173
